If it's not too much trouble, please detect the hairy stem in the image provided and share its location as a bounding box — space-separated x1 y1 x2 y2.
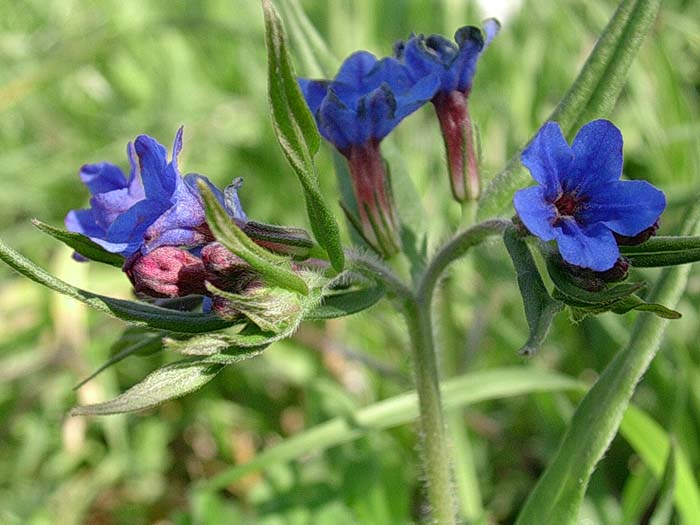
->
403 296 456 525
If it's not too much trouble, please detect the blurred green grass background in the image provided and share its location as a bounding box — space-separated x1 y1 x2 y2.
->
1 0 699 523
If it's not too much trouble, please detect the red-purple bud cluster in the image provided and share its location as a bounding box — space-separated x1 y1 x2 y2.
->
124 247 207 298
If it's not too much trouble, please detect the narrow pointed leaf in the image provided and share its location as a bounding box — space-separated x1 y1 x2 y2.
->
479 0 661 219
504 228 563 355
262 0 344 271
32 219 124 267
306 285 385 320
0 236 237 333
71 359 225 416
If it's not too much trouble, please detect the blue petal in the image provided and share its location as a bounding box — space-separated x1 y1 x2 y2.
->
298 79 330 115
142 180 206 253
106 199 167 256
365 84 397 141
393 74 440 120
135 134 172 200
554 219 619 271
222 177 248 221
79 163 128 195
481 18 501 50
318 90 362 150
398 37 444 82
65 208 105 238
90 188 140 230
521 121 573 201
513 187 558 241
580 180 666 236
125 142 146 200
335 51 378 88
65 208 130 253
452 26 485 92
367 57 414 93
563 119 623 195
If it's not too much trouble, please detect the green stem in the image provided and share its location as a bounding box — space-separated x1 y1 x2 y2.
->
403 296 456 525
419 219 510 302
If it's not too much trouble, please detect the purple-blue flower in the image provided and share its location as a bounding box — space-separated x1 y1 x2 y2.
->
393 20 499 202
65 128 246 258
299 52 440 151
393 19 500 95
299 53 439 257
513 120 666 271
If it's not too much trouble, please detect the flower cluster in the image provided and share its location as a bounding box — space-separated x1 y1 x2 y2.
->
514 120 666 271
65 128 247 258
299 21 499 256
66 128 314 321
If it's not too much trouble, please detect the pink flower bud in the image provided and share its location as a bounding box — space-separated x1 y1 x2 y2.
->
124 247 206 298
201 242 260 293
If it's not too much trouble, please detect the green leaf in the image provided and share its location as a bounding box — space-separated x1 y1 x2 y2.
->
515 194 700 525
201 367 585 491
609 294 681 319
0 236 238 333
503 228 563 355
71 358 225 416
620 406 700 524
164 333 268 360
198 181 310 296
262 0 345 271
305 285 385 320
478 0 662 219
32 219 124 267
74 331 164 389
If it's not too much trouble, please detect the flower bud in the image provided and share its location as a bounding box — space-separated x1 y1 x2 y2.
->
242 221 314 259
432 90 480 202
558 256 630 292
614 220 660 246
210 284 302 332
124 247 206 298
201 242 260 293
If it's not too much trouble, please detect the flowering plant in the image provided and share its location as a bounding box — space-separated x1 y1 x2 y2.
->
2 1 699 524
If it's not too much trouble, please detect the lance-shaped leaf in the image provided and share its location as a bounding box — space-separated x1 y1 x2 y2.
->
620 236 700 267
32 219 124 267
0 236 237 333
479 0 661 219
71 358 226 416
306 285 385 320
262 0 344 271
503 228 563 355
199 181 309 296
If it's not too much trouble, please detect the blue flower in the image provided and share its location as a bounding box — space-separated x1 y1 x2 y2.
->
393 21 499 202
299 52 440 151
514 120 666 271
66 128 247 258
394 19 500 95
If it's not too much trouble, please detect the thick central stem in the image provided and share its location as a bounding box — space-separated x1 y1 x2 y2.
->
404 297 456 525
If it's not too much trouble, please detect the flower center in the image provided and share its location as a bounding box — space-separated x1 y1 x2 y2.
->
554 193 579 217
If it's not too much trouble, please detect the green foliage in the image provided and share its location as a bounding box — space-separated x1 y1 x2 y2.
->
2 0 700 523
262 0 345 271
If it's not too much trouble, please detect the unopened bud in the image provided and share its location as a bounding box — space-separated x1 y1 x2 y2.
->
433 90 480 202
614 221 660 246
201 242 260 293
559 256 630 292
210 285 302 332
243 221 314 259
124 247 206 298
